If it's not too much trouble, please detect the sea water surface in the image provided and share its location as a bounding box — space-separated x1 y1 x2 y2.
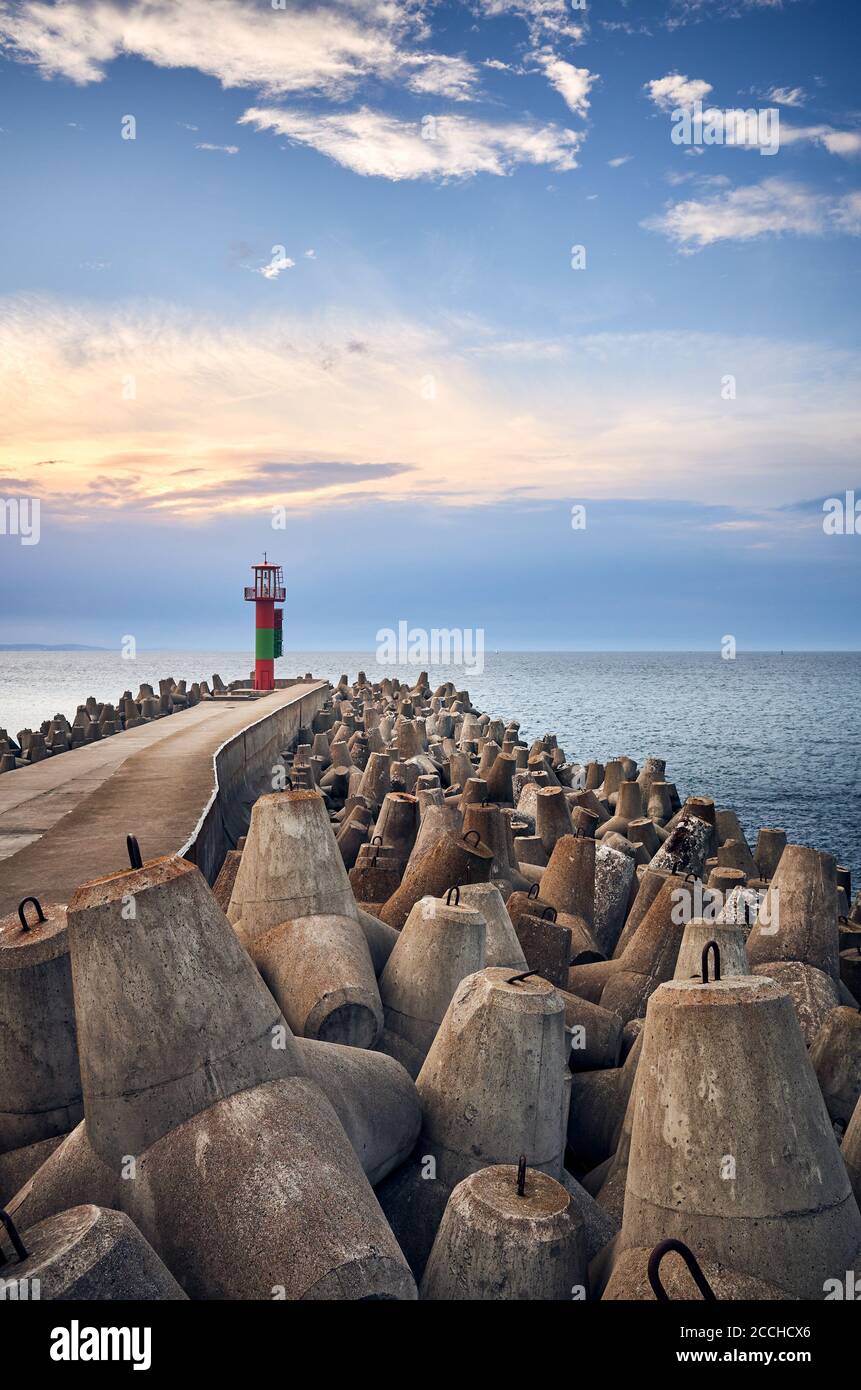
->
1 649 859 881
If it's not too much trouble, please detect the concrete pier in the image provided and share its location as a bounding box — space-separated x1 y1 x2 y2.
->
0 682 326 914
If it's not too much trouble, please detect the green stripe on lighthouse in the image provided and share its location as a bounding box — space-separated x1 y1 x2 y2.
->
255 628 275 659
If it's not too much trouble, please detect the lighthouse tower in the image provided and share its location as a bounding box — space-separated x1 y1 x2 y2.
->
244 555 285 691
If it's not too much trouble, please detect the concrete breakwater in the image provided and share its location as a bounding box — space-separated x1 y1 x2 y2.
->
0 669 295 773
1 669 861 1302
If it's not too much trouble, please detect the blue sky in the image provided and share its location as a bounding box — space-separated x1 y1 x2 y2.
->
0 0 859 650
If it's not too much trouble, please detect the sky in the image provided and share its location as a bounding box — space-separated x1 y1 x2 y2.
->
0 0 859 651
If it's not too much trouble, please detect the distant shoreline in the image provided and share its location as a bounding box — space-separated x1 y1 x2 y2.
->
0 644 109 652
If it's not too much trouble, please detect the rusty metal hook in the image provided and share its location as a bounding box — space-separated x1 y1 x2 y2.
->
463 829 481 848
507 970 537 985
126 834 143 870
0 1208 28 1263
540 906 558 922
371 834 383 845
445 885 461 906
701 941 722 985
17 897 46 933
647 1238 716 1302
527 882 540 900
516 1154 527 1197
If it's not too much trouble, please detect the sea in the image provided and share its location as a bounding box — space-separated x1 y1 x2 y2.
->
1 649 859 884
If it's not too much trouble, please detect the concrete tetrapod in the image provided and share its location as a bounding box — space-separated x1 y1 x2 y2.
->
746 844 840 980
294 1037 421 1186
673 917 749 982
601 1246 797 1302
250 913 383 1048
535 786 575 856
378 896 487 1076
647 814 711 878
0 1204 187 1300
0 898 82 1158
612 868 670 959
614 974 861 1299
418 969 568 1185
379 829 493 930
228 790 358 940
126 1078 416 1300
593 844 637 956
540 834 596 949
569 875 688 1024
809 1006 861 1130
377 967 570 1277
419 1164 586 1301
750 961 841 1046
67 856 303 1168
457 883 527 970
755 827 787 881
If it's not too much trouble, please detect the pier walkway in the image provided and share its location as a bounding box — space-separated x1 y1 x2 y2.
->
0 682 326 916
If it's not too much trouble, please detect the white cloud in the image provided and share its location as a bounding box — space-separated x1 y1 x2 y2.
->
239 105 582 180
475 0 586 45
668 0 798 24
196 142 238 155
304 249 317 259
768 85 806 107
0 0 472 101
403 54 479 102
608 154 632 168
644 178 861 250
779 123 861 157
646 73 713 112
534 53 597 117
256 252 295 280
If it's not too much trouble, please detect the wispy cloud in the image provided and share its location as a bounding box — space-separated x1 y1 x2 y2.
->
2 297 858 521
768 85 806 108
644 178 861 249
474 0 587 45
238 105 583 179
532 52 597 117
195 142 239 155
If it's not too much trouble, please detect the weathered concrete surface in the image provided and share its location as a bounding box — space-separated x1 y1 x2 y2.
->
420 1165 586 1301
251 912 383 1048
378 967 570 1277
295 1036 421 1186
0 683 326 915
229 788 356 937
1 1204 187 1300
616 975 861 1299
68 856 301 1167
602 1246 797 1301
0 900 82 1153
810 1006 861 1130
124 1078 417 1300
